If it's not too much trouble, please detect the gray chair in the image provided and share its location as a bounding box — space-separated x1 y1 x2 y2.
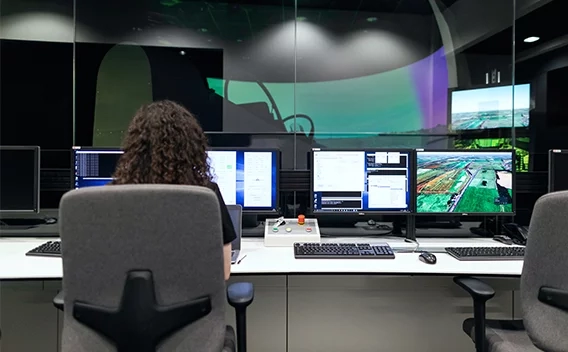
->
54 184 254 352
455 191 568 352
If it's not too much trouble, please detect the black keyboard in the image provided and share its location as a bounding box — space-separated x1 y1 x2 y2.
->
294 243 395 259
26 241 61 257
446 246 525 261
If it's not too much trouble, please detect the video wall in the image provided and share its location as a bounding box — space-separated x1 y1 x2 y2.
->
208 48 449 137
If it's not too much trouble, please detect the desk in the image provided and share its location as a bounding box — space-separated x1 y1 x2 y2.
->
0 236 522 352
0 237 523 279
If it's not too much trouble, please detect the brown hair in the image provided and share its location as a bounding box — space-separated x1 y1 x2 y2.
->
112 100 212 186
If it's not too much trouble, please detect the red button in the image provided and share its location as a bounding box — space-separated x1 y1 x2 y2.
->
306 227 312 232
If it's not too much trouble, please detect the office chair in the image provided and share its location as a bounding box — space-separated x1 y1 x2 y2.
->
454 191 568 352
54 185 254 351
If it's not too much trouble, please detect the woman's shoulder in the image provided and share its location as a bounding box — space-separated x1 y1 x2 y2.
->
205 181 220 192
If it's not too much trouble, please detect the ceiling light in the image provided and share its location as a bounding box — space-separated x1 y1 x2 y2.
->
198 28 208 33
296 16 307 21
524 36 540 43
179 50 185 55
366 17 378 22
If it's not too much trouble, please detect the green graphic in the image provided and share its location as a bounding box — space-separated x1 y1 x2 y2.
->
93 45 153 146
207 65 423 135
454 138 529 172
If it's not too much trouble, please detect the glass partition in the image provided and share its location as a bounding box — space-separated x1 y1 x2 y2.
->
0 0 521 194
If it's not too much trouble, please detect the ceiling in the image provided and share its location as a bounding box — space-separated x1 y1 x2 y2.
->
162 0 460 14
465 0 568 57
150 0 458 43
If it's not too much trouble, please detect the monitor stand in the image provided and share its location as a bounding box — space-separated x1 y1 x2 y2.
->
242 214 260 228
415 219 462 229
0 217 56 230
469 217 501 237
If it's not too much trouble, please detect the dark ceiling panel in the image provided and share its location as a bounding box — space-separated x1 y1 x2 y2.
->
165 0 459 15
465 0 567 55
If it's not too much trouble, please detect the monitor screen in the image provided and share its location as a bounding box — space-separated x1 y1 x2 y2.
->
73 147 123 188
72 147 279 212
311 149 413 214
208 149 279 212
548 150 568 192
0 146 40 213
451 84 530 130
416 150 514 214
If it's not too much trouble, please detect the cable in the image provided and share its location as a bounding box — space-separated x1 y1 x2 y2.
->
396 238 420 253
320 230 393 238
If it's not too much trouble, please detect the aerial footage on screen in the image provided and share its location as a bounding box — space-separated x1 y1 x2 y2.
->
451 84 530 130
452 108 529 130
416 152 513 213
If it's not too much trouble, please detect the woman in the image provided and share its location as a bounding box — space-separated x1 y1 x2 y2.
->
112 100 236 280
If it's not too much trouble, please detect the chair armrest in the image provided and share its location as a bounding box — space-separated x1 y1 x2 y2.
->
454 277 494 352
53 291 65 311
454 276 495 302
227 282 254 308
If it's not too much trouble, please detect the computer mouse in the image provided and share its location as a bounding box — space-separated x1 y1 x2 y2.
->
493 235 513 245
44 217 57 225
419 252 437 265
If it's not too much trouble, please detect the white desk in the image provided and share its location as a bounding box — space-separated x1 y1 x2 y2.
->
0 237 523 280
0 236 523 352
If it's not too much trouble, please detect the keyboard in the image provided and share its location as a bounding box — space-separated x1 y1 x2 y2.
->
446 246 525 261
26 241 61 257
294 243 395 259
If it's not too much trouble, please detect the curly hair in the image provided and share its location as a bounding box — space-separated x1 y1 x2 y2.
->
112 100 212 186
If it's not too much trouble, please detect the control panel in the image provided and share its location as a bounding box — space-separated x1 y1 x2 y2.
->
264 215 321 247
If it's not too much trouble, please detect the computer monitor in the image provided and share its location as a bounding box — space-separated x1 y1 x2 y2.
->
72 147 123 189
310 149 413 214
0 146 40 213
548 149 568 192
416 150 515 214
450 84 530 130
72 146 280 213
208 148 279 213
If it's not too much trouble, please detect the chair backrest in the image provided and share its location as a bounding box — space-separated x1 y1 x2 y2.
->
59 184 226 352
521 191 568 351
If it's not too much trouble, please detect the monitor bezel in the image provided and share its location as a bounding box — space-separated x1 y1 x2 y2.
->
447 83 532 133
0 145 41 213
548 149 568 193
208 147 281 214
71 146 123 190
309 148 415 216
415 148 516 216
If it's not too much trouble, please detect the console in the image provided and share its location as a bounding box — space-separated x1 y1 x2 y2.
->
264 215 321 247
